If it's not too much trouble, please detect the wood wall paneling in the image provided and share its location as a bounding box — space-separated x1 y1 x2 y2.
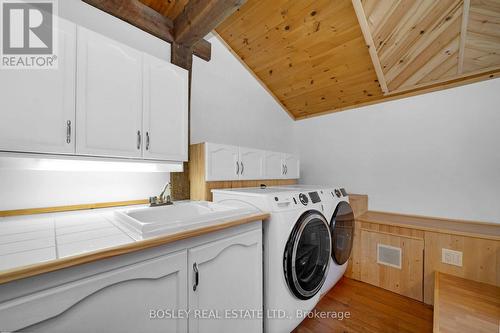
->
360 229 424 301
423 231 500 304
349 209 500 305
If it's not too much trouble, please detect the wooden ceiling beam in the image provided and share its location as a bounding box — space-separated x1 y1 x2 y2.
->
174 0 247 47
351 0 389 94
81 0 211 61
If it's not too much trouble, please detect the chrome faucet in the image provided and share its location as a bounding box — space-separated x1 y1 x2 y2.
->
150 182 173 207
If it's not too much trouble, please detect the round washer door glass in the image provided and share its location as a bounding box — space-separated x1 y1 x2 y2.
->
331 201 355 265
284 210 332 300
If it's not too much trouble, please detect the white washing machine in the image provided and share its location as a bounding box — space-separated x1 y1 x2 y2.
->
272 185 355 296
212 187 332 333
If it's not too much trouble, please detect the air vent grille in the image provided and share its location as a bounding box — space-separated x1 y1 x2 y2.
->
377 244 402 269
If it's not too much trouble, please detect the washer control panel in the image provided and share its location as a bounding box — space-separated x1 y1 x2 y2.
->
332 188 349 198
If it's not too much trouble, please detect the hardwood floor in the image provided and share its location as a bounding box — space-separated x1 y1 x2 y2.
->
293 278 433 333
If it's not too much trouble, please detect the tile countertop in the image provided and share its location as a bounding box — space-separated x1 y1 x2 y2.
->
0 204 269 284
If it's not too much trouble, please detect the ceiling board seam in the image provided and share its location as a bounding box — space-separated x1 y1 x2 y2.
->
458 0 470 74
351 0 389 94
211 31 297 121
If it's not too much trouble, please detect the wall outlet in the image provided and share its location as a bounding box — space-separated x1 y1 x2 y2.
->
441 248 463 267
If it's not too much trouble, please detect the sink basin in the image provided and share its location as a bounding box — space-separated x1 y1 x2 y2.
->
114 201 258 239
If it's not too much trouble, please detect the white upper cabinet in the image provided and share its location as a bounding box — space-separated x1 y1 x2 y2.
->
264 151 284 179
143 54 188 161
205 143 239 181
203 143 300 181
283 153 300 179
0 19 76 155
239 147 265 180
76 27 143 159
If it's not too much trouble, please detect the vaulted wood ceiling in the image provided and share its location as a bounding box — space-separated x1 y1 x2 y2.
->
141 0 500 120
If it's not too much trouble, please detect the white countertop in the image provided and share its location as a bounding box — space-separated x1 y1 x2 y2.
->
0 206 141 271
0 202 266 278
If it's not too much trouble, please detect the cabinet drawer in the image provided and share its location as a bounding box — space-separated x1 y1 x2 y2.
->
360 230 424 301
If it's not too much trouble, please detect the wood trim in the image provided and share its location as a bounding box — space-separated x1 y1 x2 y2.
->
211 32 296 120
367 209 500 227
295 66 500 120
458 0 470 74
0 213 268 285
351 0 389 94
358 211 500 241
0 200 149 217
359 227 424 241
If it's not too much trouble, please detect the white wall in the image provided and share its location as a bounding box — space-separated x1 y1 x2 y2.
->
191 35 295 152
294 78 500 223
0 1 171 211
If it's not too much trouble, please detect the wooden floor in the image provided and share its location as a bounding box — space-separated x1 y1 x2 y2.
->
293 278 433 333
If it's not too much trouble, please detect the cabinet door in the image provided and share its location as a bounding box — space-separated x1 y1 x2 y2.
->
76 27 143 158
264 151 284 179
0 251 188 333
143 54 188 161
188 230 262 333
205 143 240 181
0 19 76 154
283 153 300 179
360 230 424 301
239 147 265 180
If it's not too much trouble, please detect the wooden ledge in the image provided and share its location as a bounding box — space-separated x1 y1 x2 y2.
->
358 210 500 240
0 212 269 285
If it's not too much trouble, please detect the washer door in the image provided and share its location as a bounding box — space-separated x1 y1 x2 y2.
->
283 210 332 300
330 201 355 265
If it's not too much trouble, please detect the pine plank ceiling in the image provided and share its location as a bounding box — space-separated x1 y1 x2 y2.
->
143 0 500 120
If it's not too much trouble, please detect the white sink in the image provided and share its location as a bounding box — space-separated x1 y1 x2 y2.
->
114 201 258 239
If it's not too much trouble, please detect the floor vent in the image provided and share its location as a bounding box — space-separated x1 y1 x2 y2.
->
377 244 402 269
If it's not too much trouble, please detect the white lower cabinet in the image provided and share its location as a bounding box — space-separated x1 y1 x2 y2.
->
0 223 262 333
188 230 262 333
0 251 188 333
